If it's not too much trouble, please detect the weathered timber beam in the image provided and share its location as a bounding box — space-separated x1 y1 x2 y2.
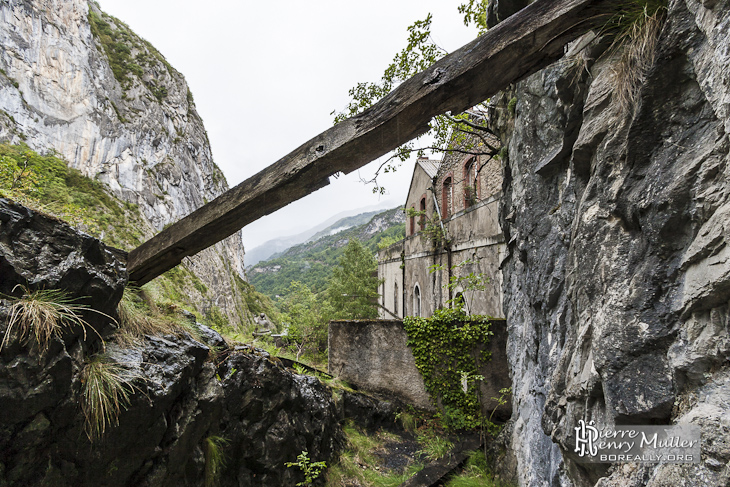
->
128 0 608 285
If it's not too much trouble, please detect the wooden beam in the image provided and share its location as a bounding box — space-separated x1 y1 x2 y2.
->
128 0 607 285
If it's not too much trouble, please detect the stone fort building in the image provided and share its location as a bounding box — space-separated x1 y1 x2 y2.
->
377 135 506 319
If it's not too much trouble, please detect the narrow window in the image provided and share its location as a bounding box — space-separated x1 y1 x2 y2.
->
464 157 478 207
394 282 399 316
442 177 452 219
419 197 426 230
409 206 415 235
414 285 421 317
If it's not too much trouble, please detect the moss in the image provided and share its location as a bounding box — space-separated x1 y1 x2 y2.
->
507 97 517 116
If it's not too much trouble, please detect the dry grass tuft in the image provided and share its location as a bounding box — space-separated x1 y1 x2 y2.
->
611 7 665 112
115 286 202 345
591 0 668 113
80 353 138 441
1 285 102 353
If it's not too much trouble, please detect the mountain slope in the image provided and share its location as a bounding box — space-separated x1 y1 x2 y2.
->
0 0 252 326
246 205 395 266
249 208 405 298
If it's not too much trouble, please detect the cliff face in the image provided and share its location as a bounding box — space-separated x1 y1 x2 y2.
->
0 0 250 324
494 0 730 485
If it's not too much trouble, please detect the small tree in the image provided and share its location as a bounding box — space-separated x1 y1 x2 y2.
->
326 239 379 320
278 281 332 359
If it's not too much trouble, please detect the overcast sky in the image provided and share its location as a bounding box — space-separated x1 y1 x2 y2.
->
96 0 480 251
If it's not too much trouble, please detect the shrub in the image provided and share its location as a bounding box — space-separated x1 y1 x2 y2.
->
285 451 327 487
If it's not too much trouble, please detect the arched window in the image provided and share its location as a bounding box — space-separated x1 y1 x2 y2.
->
413 284 421 317
442 177 452 219
394 282 399 317
463 157 478 207
419 197 426 230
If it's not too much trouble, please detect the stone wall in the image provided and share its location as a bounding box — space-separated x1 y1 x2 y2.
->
329 320 431 409
328 318 511 419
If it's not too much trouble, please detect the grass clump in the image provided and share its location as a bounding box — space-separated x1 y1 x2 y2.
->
596 0 668 112
204 435 228 487
416 429 454 461
80 353 137 441
1 285 101 353
598 0 667 39
115 286 201 345
444 450 504 487
611 5 665 112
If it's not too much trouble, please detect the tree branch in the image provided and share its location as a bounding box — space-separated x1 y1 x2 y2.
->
445 114 497 136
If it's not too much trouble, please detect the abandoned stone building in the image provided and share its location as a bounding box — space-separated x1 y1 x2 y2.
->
377 139 506 319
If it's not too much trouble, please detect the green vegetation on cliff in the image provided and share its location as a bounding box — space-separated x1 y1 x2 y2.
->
88 4 176 96
0 143 145 248
0 143 273 333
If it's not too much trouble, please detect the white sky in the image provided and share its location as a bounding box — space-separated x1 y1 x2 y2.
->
96 0 480 250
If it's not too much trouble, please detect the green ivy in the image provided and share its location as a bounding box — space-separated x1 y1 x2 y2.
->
403 308 493 428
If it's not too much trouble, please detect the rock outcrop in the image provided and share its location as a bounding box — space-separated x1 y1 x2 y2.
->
492 0 730 485
0 0 250 325
0 198 343 487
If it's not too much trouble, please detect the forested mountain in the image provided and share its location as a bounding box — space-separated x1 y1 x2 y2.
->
246 208 391 265
248 207 405 298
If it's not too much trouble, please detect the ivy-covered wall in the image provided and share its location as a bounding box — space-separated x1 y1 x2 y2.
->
328 317 511 420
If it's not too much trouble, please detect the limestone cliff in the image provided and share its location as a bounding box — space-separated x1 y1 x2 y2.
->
0 0 252 325
491 0 730 486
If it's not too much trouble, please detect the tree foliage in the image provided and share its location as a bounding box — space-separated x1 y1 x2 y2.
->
278 281 333 358
331 1 498 194
326 239 379 320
